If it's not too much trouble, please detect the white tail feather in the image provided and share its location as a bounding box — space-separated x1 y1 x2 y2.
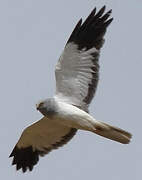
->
93 121 132 144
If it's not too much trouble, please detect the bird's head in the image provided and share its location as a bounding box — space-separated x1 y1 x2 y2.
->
36 100 46 110
36 98 58 117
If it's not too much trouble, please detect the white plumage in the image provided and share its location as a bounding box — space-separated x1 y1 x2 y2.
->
55 43 99 110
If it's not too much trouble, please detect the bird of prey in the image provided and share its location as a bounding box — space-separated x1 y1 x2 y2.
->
9 6 132 173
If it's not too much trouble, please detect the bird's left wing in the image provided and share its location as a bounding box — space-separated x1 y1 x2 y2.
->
55 6 113 111
9 117 77 172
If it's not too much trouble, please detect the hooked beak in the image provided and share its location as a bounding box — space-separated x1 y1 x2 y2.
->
36 102 44 111
36 104 40 110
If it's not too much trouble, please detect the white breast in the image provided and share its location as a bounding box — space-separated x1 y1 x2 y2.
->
52 100 97 131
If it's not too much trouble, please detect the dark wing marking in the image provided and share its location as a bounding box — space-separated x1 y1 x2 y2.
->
67 6 113 105
56 6 113 106
67 6 113 50
9 117 77 173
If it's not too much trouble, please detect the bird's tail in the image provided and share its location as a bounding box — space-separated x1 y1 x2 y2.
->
93 121 132 144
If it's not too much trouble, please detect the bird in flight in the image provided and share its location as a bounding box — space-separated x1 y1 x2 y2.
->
9 6 132 173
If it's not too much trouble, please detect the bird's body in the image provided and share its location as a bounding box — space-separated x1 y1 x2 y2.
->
9 6 132 173
39 98 96 131
37 98 131 144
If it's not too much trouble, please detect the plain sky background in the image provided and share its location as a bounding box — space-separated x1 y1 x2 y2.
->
0 0 142 179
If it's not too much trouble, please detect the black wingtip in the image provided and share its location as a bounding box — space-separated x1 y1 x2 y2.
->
9 146 40 173
95 5 106 18
107 9 112 15
101 5 106 11
9 146 16 157
104 18 113 27
89 7 97 17
66 6 113 50
9 153 13 158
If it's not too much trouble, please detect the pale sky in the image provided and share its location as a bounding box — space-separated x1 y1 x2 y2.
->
1 0 142 179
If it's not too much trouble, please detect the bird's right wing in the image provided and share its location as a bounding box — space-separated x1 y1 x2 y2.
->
55 6 113 111
9 117 77 172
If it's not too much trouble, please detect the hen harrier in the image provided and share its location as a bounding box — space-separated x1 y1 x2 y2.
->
9 6 132 173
